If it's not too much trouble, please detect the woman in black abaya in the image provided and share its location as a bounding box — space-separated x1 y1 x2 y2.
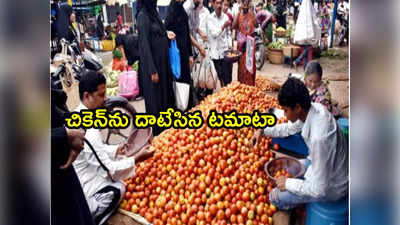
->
136 0 176 136
165 0 195 109
165 0 193 84
54 4 80 54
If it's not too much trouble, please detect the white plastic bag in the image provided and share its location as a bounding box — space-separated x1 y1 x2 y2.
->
293 0 321 45
196 53 218 90
173 81 190 111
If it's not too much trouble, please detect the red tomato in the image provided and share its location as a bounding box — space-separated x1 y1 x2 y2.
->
217 210 225 220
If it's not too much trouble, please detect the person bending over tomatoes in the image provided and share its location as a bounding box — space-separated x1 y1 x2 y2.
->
73 70 154 225
250 77 348 212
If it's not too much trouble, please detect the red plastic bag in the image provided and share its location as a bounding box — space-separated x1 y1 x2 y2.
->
118 68 139 99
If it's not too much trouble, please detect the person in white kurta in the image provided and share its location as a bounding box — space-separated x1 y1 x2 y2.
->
74 103 134 221
73 71 153 224
205 0 232 87
251 77 348 210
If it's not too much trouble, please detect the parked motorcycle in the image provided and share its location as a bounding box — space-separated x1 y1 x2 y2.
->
51 38 137 145
254 27 265 70
51 38 103 88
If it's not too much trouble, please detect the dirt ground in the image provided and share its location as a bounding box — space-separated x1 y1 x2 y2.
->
99 45 349 118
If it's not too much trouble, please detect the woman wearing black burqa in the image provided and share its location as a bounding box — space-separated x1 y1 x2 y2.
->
96 12 105 39
276 0 287 29
165 0 194 109
136 0 176 136
55 4 79 47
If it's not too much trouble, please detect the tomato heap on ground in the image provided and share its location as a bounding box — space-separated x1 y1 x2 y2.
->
255 77 280 93
121 83 287 225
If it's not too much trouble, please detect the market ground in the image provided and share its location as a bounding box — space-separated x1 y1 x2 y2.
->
99 46 349 117
100 47 349 225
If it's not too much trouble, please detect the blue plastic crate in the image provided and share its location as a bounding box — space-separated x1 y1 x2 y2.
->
306 196 349 225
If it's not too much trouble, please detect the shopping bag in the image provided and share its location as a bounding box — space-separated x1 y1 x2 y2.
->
169 40 181 79
118 68 139 99
191 59 201 88
205 60 218 90
294 0 321 45
197 54 218 90
173 81 190 111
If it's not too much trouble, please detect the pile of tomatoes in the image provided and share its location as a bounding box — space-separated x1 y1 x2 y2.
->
121 83 287 225
255 76 280 93
273 169 292 179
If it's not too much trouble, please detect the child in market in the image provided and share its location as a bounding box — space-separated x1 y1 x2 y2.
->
304 60 341 118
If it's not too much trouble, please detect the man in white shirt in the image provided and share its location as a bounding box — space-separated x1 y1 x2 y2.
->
205 0 232 86
73 71 154 224
251 77 348 210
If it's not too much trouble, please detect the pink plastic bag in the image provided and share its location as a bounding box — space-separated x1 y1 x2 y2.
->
118 69 139 99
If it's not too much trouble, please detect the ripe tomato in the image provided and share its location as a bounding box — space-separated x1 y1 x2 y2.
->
225 208 232 218
188 217 196 225
242 192 250 201
230 214 237 223
197 211 205 220
127 183 135 192
124 191 132 200
210 204 218 215
270 204 277 213
241 207 248 217
237 215 245 224
217 210 225 220
273 143 280 150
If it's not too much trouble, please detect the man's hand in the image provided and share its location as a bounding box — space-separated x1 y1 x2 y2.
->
60 149 80 170
167 31 176 40
134 146 155 163
250 129 263 148
189 56 194 69
199 47 206 58
151 73 159 84
116 142 128 155
122 58 128 67
61 128 85 169
66 128 85 150
223 20 231 30
276 176 287 191
201 33 208 42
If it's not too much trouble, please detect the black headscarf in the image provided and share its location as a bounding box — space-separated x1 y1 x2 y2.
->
136 0 164 28
55 3 73 40
165 0 188 33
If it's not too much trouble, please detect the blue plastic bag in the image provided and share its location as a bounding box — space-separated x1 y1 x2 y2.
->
169 40 181 79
